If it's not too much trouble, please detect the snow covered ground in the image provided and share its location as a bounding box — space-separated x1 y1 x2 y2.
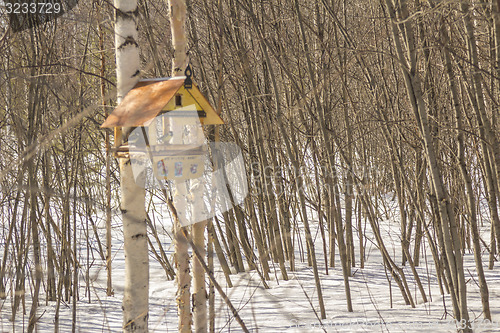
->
1 196 500 332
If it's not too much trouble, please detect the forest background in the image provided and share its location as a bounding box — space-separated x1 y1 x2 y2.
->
1 0 500 332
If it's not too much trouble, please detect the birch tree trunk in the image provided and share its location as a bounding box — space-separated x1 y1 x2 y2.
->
192 183 207 333
170 0 188 77
173 182 192 333
190 106 207 333
114 0 148 331
168 1 196 332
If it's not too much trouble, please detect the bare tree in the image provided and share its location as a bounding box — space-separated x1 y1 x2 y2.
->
114 0 149 331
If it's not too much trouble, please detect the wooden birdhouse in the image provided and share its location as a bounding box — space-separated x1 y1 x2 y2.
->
101 73 223 181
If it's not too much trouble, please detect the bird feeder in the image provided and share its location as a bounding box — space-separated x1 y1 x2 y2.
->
101 70 223 181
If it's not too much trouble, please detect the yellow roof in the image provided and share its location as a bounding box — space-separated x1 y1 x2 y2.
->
102 77 223 128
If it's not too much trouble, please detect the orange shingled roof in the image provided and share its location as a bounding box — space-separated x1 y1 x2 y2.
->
101 78 185 128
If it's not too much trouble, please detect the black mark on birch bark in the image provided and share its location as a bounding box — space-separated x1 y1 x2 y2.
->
118 36 138 49
116 8 139 20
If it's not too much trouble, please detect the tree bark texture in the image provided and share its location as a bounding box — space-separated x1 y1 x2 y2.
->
114 0 148 331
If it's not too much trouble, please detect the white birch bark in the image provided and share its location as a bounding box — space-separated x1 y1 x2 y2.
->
190 124 208 332
168 1 193 332
115 0 140 101
173 180 192 333
170 0 188 77
114 0 148 331
192 182 207 333
120 162 148 332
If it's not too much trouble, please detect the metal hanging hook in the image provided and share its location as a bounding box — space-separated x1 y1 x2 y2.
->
184 64 193 89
